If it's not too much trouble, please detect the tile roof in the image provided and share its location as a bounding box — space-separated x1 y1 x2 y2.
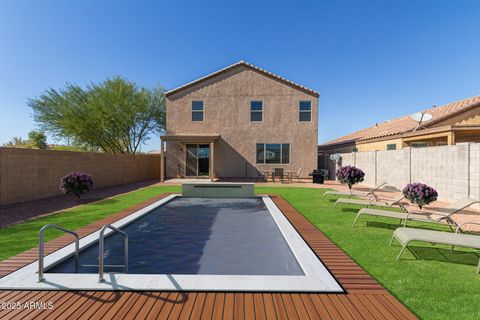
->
165 60 319 97
323 95 480 146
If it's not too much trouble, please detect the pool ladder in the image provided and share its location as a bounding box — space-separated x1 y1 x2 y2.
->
98 224 128 282
37 224 129 283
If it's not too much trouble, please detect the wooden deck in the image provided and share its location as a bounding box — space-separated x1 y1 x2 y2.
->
0 193 417 319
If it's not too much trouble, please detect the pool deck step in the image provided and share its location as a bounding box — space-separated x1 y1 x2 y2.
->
0 192 417 319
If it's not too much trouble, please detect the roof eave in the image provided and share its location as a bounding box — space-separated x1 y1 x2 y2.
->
165 61 320 98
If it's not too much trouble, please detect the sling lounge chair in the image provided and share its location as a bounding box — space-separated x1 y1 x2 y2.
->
332 194 406 213
352 198 480 228
321 182 387 201
390 224 480 274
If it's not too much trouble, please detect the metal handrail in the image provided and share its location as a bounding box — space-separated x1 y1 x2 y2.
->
98 224 128 282
38 224 80 282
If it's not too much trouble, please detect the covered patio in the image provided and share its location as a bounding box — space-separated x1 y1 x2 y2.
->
160 134 220 182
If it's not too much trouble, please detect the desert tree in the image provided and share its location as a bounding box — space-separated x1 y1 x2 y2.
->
28 77 165 154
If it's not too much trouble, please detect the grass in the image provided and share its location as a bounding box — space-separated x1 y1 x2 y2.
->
0 185 180 261
257 186 480 320
1 185 479 319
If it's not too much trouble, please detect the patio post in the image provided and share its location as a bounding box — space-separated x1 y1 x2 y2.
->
160 139 165 182
210 141 215 182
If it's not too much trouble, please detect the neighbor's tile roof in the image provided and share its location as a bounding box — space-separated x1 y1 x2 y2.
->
323 95 480 146
165 60 319 97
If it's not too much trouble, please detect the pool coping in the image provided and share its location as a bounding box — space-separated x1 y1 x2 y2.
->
0 192 417 319
0 195 343 292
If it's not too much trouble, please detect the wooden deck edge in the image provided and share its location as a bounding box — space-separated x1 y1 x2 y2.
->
0 192 417 320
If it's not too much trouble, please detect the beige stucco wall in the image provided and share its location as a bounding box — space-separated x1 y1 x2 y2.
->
165 66 318 178
0 147 160 205
356 138 404 152
344 105 480 152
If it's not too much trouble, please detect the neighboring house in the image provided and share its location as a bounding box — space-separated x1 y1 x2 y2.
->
319 95 480 158
160 61 319 181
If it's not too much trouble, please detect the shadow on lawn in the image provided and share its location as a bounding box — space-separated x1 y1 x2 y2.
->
397 245 480 267
365 221 402 230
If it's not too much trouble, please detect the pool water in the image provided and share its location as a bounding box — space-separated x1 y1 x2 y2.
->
47 197 304 275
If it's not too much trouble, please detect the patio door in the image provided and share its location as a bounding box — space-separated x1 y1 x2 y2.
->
185 144 210 177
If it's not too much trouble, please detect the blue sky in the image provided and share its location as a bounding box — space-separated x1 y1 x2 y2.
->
1 0 479 152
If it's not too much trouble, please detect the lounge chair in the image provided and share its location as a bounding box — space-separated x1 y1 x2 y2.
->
321 182 387 201
390 224 480 274
332 194 405 213
352 198 480 228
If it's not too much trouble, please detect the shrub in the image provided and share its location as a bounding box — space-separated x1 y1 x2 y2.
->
60 172 94 199
402 183 438 209
336 166 365 190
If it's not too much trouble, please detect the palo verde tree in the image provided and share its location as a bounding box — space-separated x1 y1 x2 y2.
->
28 77 166 154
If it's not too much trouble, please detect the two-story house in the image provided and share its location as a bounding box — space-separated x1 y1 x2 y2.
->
160 61 319 181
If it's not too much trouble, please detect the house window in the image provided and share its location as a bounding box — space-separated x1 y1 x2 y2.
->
192 101 204 121
352 147 358 152
299 101 311 122
256 143 290 164
251 101 263 121
411 142 429 148
387 144 396 150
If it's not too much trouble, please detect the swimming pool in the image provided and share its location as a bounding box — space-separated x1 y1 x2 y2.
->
0 191 343 292
47 197 304 276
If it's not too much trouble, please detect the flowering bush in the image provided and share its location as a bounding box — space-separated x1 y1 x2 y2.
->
402 183 438 209
60 172 94 199
336 166 365 190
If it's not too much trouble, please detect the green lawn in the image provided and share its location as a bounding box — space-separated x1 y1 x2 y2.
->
1 185 479 319
0 186 180 261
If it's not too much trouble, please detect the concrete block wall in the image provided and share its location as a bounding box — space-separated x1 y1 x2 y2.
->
411 144 469 200
0 147 161 205
334 143 480 202
376 148 411 189
469 143 480 206
354 151 376 186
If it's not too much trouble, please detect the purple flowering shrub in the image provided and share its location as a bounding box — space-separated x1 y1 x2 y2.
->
60 172 94 199
402 183 438 209
336 166 365 190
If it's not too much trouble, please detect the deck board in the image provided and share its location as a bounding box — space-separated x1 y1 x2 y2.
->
0 192 417 319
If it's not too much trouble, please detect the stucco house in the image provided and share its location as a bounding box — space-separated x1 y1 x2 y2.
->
159 61 319 181
318 95 480 157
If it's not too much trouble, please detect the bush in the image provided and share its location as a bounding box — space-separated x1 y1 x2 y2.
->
402 183 438 209
336 166 365 190
60 172 94 199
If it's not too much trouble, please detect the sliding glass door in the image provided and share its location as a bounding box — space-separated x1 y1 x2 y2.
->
185 144 210 177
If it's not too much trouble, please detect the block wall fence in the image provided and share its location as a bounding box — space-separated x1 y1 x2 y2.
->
335 143 480 203
0 147 161 205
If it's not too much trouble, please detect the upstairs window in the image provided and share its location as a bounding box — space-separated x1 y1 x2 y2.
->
299 101 311 121
256 143 290 164
251 101 263 121
192 101 204 121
